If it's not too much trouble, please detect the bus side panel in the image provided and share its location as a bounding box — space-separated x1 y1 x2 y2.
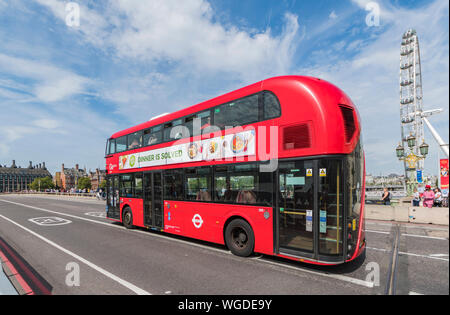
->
162 201 273 256
120 198 144 227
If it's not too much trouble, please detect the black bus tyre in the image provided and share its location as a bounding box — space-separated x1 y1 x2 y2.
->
225 219 255 257
122 207 134 229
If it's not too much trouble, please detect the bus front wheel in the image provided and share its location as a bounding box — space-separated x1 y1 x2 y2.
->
225 219 255 257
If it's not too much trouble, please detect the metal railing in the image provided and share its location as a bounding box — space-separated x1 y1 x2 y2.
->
0 191 99 198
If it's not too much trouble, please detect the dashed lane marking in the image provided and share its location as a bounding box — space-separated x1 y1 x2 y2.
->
0 213 151 295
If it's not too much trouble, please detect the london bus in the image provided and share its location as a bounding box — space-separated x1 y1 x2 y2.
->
104 76 365 265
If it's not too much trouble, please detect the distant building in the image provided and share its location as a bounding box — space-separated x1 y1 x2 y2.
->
0 160 52 192
59 164 87 190
88 169 106 190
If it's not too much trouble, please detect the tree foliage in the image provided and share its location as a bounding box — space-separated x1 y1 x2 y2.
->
78 177 92 190
30 177 54 191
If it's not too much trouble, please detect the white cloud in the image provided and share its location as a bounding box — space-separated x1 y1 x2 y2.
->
329 11 338 19
301 0 449 175
34 0 300 82
0 53 91 102
33 119 60 129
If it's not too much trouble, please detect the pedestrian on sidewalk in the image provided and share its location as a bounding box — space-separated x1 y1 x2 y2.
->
412 188 421 207
422 185 435 208
381 187 391 205
434 188 443 207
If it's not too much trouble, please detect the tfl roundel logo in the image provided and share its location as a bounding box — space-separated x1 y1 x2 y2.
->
192 214 203 229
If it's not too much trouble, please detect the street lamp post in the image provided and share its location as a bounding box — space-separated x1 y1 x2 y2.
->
395 134 429 196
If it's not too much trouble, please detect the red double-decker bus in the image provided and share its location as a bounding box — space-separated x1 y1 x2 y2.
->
104 76 365 265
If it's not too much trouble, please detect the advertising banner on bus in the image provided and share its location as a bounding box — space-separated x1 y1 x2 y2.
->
119 130 256 170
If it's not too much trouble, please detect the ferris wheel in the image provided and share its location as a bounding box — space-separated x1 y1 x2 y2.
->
399 29 426 172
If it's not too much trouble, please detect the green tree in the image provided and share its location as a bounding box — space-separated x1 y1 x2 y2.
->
30 177 54 191
78 177 92 190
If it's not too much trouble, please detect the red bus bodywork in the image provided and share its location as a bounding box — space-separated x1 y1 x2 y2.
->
105 76 366 265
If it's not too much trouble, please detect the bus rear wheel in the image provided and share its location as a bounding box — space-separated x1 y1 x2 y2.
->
122 207 134 229
225 219 255 257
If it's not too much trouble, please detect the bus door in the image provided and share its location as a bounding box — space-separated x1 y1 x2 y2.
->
106 175 120 219
277 159 344 260
143 172 164 229
277 160 316 258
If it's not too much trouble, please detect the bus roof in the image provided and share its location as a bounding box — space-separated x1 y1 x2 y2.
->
110 75 355 139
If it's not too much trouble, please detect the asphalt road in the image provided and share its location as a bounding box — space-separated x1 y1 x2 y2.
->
0 195 448 295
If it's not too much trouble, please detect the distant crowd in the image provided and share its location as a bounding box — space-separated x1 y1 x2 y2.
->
381 185 448 208
412 185 447 208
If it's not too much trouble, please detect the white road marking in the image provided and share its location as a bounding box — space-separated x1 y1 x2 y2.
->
367 221 448 232
0 199 113 227
5 199 446 289
429 254 449 257
402 234 448 241
366 246 389 252
367 246 449 262
366 230 390 235
84 212 107 218
399 251 449 262
0 199 231 255
0 213 151 295
409 291 424 295
0 199 375 289
255 258 375 288
28 217 72 226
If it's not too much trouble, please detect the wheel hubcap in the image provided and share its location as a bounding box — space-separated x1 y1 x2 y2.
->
232 228 248 249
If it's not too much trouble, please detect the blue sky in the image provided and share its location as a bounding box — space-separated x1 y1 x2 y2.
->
0 0 448 176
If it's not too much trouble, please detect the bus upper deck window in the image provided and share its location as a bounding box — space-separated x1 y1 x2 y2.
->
263 92 281 120
116 136 127 153
127 131 142 150
107 139 115 155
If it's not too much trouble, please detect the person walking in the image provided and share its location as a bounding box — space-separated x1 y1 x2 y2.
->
412 188 421 207
422 185 435 208
381 187 391 205
434 188 443 207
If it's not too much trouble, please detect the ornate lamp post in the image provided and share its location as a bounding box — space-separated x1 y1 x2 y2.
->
395 134 429 195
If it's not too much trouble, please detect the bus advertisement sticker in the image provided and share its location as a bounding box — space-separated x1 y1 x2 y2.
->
319 168 327 177
306 169 313 177
306 210 313 232
320 210 327 233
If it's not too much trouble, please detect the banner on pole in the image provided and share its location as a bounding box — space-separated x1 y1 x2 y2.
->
440 159 449 190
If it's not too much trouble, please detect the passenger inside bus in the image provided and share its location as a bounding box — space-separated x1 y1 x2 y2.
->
128 133 141 150
236 190 256 204
196 189 211 201
129 139 140 150
147 136 158 145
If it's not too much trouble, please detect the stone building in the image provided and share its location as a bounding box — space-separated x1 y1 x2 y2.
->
59 164 87 191
88 168 106 191
0 160 52 192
